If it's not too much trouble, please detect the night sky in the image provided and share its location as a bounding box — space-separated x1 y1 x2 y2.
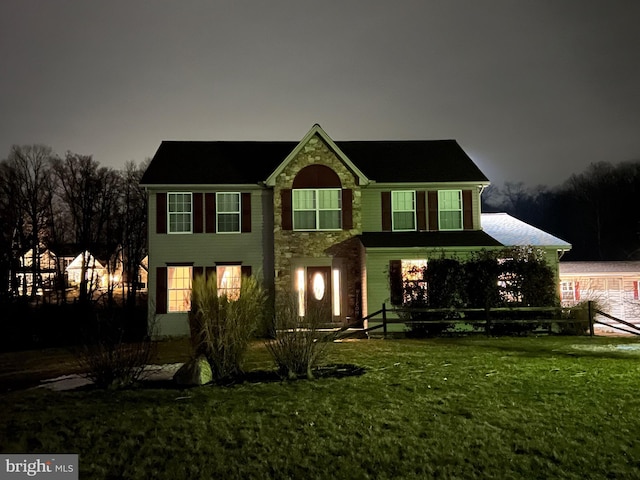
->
1 0 639 187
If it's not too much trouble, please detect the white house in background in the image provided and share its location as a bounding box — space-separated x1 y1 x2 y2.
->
65 251 108 289
559 261 640 332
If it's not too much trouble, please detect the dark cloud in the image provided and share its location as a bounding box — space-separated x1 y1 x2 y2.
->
1 0 639 187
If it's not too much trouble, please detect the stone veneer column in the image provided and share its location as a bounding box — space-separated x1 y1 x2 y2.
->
273 134 362 319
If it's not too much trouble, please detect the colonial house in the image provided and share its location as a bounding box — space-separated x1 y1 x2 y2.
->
559 261 640 332
141 124 571 336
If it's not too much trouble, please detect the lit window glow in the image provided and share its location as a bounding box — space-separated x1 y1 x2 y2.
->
312 272 325 300
217 265 241 299
296 268 305 316
167 266 192 312
332 269 340 317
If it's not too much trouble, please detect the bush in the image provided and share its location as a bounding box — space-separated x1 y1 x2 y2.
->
189 273 266 381
74 308 156 389
266 296 332 380
558 301 592 335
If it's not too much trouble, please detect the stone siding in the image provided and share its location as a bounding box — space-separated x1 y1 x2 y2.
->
273 134 362 320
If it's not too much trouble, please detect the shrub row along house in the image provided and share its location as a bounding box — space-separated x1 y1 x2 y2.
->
141 124 571 336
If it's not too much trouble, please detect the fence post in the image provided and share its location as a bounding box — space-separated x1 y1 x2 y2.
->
485 306 491 336
382 303 387 338
588 301 594 337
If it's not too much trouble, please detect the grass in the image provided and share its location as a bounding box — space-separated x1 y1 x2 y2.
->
2 336 640 479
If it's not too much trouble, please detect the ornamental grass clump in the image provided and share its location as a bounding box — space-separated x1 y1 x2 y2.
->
189 273 266 381
266 295 332 380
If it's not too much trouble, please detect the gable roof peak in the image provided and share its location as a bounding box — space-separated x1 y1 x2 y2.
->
264 124 370 187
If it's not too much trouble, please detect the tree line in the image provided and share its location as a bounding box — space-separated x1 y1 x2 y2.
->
483 160 640 261
0 144 148 306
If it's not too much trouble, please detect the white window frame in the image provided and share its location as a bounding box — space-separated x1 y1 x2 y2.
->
438 190 463 231
292 188 342 231
216 192 241 234
561 281 575 302
392 190 416 231
167 192 192 234
167 266 192 312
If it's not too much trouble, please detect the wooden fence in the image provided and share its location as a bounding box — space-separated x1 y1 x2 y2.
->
358 303 596 337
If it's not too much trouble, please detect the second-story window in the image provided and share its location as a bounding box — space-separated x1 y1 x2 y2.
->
392 191 416 231
216 192 241 233
293 188 341 230
438 190 463 230
168 192 192 233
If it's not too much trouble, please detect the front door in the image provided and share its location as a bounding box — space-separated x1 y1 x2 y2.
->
306 266 332 322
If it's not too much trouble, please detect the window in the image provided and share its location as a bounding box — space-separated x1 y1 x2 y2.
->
392 191 416 231
438 190 463 230
167 266 192 312
217 265 241 299
292 189 341 230
402 259 428 304
168 192 192 233
216 192 241 233
561 281 576 302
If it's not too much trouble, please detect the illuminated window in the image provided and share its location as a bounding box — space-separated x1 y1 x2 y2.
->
332 269 340 316
167 266 192 312
217 265 241 299
438 190 463 230
392 191 416 231
216 192 241 233
168 192 192 233
402 259 428 304
296 268 305 316
293 189 341 230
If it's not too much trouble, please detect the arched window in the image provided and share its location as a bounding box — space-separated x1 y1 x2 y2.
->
281 165 353 231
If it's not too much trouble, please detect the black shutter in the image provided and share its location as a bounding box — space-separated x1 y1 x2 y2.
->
389 260 403 306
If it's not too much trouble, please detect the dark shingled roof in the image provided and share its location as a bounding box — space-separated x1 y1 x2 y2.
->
140 139 489 185
359 231 503 248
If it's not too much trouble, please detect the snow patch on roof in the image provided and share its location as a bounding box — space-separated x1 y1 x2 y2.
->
481 213 571 249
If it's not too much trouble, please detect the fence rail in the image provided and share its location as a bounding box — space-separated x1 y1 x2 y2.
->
358 303 596 337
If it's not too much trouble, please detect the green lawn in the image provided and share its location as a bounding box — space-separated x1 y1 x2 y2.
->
2 336 640 479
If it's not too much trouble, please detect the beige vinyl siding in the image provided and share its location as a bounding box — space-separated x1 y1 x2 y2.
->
360 184 483 232
148 187 272 336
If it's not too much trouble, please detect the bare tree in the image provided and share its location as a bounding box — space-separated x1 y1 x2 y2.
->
3 146 56 299
121 160 149 308
52 153 122 304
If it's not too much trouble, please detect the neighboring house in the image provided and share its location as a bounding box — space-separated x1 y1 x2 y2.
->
559 261 640 332
65 251 108 289
141 124 571 336
12 247 59 295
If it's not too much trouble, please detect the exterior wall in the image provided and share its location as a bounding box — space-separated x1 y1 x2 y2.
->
361 184 484 232
148 186 272 336
560 274 640 331
272 134 362 321
365 246 562 328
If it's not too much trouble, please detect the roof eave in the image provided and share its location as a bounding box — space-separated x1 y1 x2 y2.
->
264 124 371 187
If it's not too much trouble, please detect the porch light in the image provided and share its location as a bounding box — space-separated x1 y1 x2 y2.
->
332 269 340 317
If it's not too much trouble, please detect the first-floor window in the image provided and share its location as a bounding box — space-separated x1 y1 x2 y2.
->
168 266 192 312
438 190 463 230
217 265 241 299
402 259 428 304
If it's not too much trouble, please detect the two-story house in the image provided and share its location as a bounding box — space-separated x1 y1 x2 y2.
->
141 124 570 336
